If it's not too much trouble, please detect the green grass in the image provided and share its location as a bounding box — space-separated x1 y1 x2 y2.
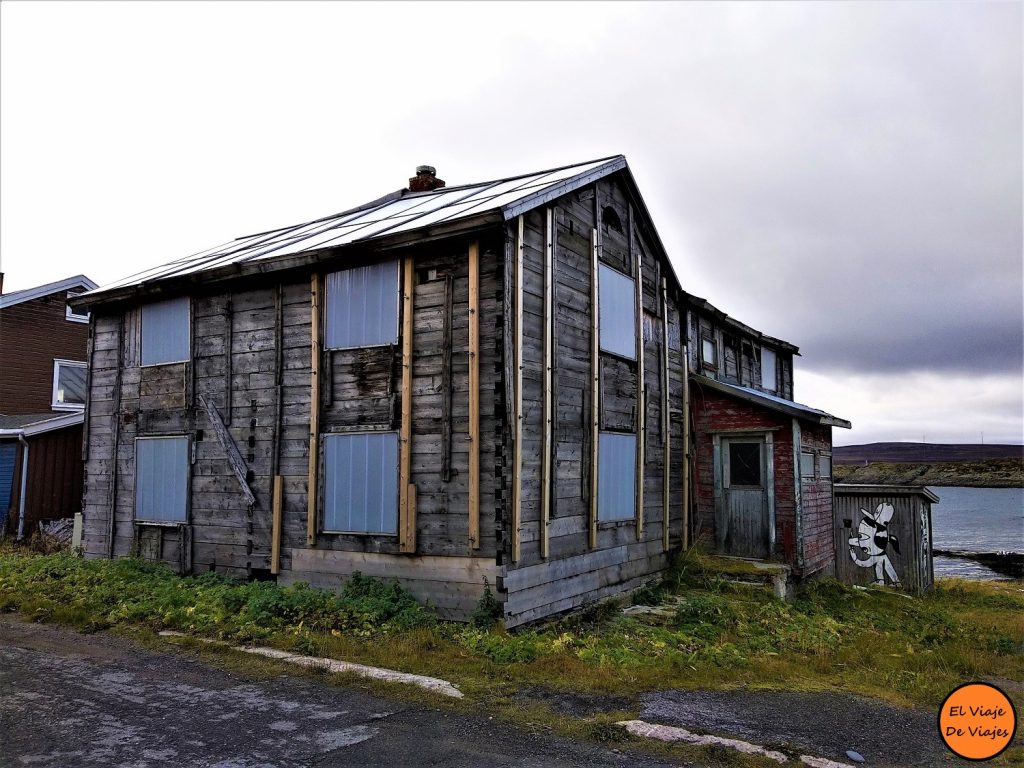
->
2 544 1022 764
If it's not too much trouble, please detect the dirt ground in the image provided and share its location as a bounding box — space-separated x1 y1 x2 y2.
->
0 616 680 768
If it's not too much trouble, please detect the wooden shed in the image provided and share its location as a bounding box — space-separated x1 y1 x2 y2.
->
72 156 849 624
833 484 937 594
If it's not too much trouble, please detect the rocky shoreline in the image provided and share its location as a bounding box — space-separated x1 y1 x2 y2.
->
932 549 1024 579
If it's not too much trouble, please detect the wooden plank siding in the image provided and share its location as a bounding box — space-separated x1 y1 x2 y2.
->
79 170 733 625
501 177 686 626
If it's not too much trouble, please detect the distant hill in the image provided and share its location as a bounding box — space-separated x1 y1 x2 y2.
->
834 442 1023 465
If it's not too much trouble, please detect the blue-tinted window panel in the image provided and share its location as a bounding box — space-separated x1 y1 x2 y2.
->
141 297 190 365
599 264 636 359
598 432 636 522
325 261 400 349
135 437 188 523
323 432 398 534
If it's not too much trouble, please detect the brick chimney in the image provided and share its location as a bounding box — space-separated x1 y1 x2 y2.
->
408 165 445 192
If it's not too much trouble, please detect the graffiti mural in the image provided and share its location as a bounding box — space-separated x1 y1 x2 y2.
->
848 502 901 586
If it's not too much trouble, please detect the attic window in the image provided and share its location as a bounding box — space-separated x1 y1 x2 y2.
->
602 206 623 234
701 336 717 368
761 348 777 392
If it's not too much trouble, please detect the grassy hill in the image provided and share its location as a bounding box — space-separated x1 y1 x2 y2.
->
833 457 1023 488
834 442 1023 464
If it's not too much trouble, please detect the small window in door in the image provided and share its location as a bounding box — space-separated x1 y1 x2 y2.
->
728 442 762 486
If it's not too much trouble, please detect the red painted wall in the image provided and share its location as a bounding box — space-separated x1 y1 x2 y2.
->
690 381 834 577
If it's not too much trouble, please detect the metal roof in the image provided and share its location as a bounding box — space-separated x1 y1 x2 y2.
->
83 156 627 298
692 375 852 429
0 275 97 310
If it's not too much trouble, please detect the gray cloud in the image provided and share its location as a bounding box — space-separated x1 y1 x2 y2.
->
1 2 1019 443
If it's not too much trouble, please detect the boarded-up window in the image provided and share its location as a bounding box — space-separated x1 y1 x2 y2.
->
599 264 636 359
52 359 86 409
800 451 815 481
598 431 635 521
325 261 400 349
820 455 832 478
323 432 398 534
141 297 190 366
135 437 188 523
761 348 777 391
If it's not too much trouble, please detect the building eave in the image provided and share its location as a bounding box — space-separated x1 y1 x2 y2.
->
692 374 852 429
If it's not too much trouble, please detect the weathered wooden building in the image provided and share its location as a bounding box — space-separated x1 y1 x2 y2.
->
73 157 849 623
685 296 851 578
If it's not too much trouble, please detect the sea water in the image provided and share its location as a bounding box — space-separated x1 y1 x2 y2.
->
927 486 1024 579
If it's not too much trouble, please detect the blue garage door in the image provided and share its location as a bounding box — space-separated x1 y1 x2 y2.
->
0 441 17 531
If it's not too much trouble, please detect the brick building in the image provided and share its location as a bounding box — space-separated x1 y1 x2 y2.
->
0 274 96 535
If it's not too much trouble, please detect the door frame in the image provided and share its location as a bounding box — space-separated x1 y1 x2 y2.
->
712 431 776 556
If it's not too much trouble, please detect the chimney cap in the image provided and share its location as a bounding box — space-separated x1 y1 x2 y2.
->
416 165 436 176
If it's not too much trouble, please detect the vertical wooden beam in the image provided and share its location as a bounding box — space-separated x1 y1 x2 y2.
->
589 227 600 549
682 328 691 550
541 209 554 559
306 274 321 547
792 419 803 570
270 475 283 574
512 219 524 563
107 312 124 558
633 207 645 542
224 292 233 426
442 274 454 483
399 257 416 553
661 277 671 552
82 315 95 461
468 241 481 550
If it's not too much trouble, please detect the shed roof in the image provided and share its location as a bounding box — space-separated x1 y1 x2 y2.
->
0 275 97 310
834 484 940 503
692 374 852 429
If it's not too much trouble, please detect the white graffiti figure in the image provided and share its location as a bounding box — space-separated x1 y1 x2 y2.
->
849 502 901 586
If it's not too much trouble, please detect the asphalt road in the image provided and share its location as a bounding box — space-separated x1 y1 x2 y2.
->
0 617 680 768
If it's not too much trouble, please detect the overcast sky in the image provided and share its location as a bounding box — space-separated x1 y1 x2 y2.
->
2 2 1021 445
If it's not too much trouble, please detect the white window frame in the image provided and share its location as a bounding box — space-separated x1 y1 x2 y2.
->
141 297 191 367
51 359 87 411
324 261 401 351
65 292 89 323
